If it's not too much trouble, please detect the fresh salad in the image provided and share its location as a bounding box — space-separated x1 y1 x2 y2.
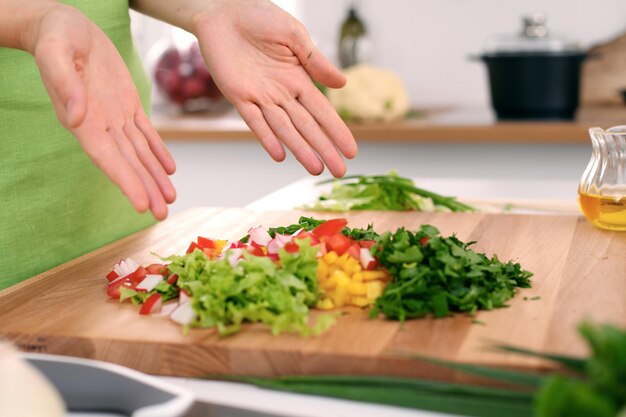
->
104 217 532 336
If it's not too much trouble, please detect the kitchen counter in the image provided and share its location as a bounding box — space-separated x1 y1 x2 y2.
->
153 105 626 143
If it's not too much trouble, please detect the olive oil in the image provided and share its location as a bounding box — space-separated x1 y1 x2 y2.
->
579 192 626 231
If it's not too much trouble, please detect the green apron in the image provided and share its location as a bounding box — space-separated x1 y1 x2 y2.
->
0 0 155 289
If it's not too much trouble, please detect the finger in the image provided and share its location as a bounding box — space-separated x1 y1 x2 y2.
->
134 111 177 175
289 24 346 88
110 128 169 220
36 45 87 128
123 122 177 204
298 87 357 159
261 105 324 175
283 100 346 178
237 102 286 162
73 129 149 213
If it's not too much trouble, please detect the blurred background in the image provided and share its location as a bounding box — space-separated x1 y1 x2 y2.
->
129 0 626 214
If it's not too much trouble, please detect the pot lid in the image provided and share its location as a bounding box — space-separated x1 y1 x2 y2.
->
482 13 581 54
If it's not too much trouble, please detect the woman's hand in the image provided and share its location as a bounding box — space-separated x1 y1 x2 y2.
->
27 4 176 220
192 0 357 177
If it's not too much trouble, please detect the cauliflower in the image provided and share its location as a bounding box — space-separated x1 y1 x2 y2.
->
326 64 411 122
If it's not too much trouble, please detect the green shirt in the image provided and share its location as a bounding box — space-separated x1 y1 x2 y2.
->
0 0 155 289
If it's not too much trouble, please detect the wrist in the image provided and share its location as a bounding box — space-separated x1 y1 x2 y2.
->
5 0 62 53
188 0 227 36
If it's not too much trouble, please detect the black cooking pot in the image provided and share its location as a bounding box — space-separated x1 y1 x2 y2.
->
475 13 589 121
479 51 588 120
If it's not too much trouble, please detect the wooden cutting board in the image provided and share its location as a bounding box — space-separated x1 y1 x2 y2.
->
1 208 625 382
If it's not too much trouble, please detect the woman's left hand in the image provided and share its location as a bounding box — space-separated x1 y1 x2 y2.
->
191 0 357 177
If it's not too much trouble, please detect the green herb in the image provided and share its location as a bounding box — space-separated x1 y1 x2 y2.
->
165 239 335 337
305 171 475 212
247 216 380 242
370 225 532 321
267 216 325 238
472 319 486 325
531 296 541 301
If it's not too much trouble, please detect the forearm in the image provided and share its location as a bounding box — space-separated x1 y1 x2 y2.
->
130 0 224 35
0 0 60 52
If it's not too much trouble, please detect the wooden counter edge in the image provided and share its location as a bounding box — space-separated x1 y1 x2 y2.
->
156 123 592 143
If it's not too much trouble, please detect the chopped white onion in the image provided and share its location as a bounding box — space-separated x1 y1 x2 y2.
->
267 233 293 254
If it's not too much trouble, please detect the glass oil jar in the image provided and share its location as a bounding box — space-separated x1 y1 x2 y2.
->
579 126 626 231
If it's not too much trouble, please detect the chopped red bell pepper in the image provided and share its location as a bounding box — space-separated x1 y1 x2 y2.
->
186 241 201 254
312 218 348 238
197 236 216 249
347 242 361 259
325 233 351 255
359 240 376 249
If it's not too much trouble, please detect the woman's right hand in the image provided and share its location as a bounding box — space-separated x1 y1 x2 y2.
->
26 4 176 220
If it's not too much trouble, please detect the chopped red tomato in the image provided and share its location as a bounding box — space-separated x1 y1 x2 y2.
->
139 293 162 315
312 218 348 238
325 233 351 255
229 240 246 249
419 237 430 246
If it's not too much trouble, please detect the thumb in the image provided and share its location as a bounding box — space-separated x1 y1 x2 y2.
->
290 25 346 89
36 46 87 128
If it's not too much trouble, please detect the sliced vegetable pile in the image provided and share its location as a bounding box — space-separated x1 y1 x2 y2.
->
104 216 532 336
304 171 475 212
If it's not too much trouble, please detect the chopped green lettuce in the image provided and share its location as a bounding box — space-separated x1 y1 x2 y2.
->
165 239 335 337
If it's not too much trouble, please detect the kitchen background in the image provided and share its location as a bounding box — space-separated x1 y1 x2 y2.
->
129 0 626 214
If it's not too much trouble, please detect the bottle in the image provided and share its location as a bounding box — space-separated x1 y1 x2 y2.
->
338 3 368 69
578 126 626 231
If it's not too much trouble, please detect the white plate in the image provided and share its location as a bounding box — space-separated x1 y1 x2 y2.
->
22 353 194 417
